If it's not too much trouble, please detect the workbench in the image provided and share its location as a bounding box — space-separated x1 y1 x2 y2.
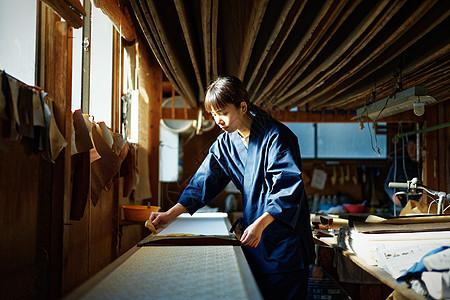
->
314 235 426 300
64 213 262 300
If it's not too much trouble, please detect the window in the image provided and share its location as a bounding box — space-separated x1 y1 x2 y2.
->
122 44 139 142
0 0 37 85
72 27 82 111
284 122 387 159
89 5 113 127
284 123 315 159
71 3 114 126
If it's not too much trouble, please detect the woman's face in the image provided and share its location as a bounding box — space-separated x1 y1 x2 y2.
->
210 102 246 133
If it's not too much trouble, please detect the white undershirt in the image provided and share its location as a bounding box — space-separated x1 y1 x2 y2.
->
239 133 249 149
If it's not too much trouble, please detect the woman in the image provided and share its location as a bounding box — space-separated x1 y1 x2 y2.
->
150 76 315 299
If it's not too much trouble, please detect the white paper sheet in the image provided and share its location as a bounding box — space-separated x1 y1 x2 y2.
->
159 213 230 236
376 243 447 279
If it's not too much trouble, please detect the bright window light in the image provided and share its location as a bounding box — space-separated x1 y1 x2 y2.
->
0 0 37 85
89 6 113 126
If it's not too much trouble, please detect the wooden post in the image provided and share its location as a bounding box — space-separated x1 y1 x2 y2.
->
38 3 73 297
138 43 162 206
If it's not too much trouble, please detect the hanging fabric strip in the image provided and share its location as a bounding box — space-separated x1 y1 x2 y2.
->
90 123 122 206
0 71 7 120
18 84 34 139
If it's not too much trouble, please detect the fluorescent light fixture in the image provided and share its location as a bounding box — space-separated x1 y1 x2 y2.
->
355 86 436 121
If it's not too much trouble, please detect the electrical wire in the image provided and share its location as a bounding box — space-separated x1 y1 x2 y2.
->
425 193 439 214
401 134 410 204
159 142 178 150
361 71 403 158
393 134 398 216
367 118 382 157
443 204 450 214
374 69 402 122
362 89 382 157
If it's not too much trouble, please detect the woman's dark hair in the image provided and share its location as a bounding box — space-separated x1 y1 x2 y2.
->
204 76 250 113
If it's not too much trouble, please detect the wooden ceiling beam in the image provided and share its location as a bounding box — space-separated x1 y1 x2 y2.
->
289 0 440 110
174 0 205 101
237 0 269 80
200 0 212 86
146 0 197 107
129 0 449 113
253 0 333 106
131 1 184 102
246 0 305 96
309 0 444 110
270 0 355 104
42 0 86 28
256 0 348 107
92 0 136 42
317 31 450 110
211 0 219 81
279 0 406 109
274 0 378 107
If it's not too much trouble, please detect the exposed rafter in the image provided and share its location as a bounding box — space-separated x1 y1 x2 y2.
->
127 0 450 114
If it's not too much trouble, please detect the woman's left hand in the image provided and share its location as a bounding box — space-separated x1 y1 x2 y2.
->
240 222 264 248
240 212 275 248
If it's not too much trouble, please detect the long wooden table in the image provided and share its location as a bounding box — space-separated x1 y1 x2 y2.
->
314 235 426 300
64 213 262 300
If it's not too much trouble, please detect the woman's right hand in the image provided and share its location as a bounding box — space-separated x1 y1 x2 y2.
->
149 211 173 229
148 203 188 230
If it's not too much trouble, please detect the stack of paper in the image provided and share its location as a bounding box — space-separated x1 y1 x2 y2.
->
338 226 450 265
337 217 450 268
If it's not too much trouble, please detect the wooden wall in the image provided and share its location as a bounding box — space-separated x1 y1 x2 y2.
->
0 6 71 299
63 20 162 299
423 101 450 192
0 139 42 299
0 5 164 299
63 184 119 294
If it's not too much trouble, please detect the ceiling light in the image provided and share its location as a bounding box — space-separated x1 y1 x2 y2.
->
413 101 425 116
355 86 436 121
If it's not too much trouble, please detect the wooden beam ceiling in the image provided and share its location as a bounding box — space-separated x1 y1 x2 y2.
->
127 0 449 117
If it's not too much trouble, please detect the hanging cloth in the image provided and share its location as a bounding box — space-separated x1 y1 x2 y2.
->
90 123 122 206
0 71 7 120
42 95 67 163
70 110 94 220
18 84 34 139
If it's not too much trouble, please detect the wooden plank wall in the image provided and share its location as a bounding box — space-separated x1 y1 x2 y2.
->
0 5 71 299
1 4 163 299
423 101 450 193
63 16 163 298
0 136 42 298
64 186 119 294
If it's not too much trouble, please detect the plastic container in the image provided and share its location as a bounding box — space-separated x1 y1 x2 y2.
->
342 203 365 213
122 205 161 222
